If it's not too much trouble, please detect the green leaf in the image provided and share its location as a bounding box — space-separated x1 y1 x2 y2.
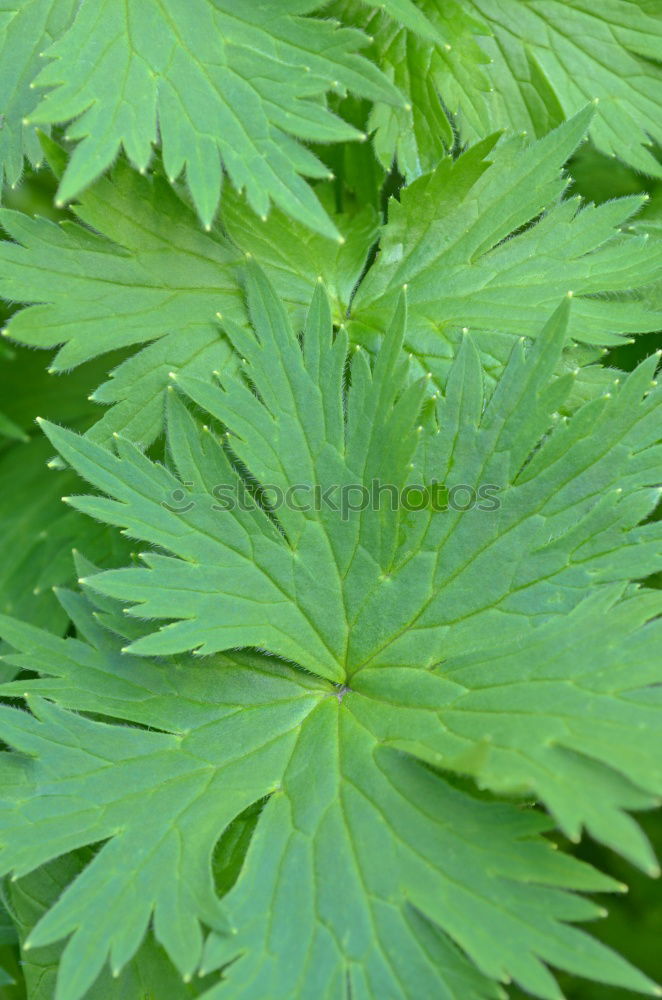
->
358 0 446 43
0 159 373 446
0 0 77 189
0 599 647 1000
0 345 132 634
0 434 130 635
221 184 380 332
32 269 662 842
7 852 210 1000
0 409 29 443
350 113 662 390
25 0 404 236
2 118 659 449
465 0 662 177
354 0 662 180
332 0 489 177
2 270 661 998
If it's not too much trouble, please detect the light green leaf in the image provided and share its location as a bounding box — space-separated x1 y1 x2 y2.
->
355 0 662 180
221 185 380 332
7 851 211 1000
2 118 659 449
351 112 662 390
31 268 662 850
332 0 489 177
0 158 372 446
0 0 76 188
465 0 662 177
2 270 661 998
358 0 446 43
0 598 645 1000
26 0 404 236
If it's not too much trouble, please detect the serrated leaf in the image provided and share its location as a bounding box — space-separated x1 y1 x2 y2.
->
30 269 662 852
0 159 373 446
0 604 647 1000
3 265 661 1000
7 852 210 1000
353 0 662 180
332 0 489 177
350 113 662 387
465 0 662 177
0 0 76 188
2 119 659 448
26 0 404 236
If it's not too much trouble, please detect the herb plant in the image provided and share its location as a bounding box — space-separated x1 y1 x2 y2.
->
0 3 661 999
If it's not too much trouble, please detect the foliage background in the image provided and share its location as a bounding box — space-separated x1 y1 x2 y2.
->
0 3 661 998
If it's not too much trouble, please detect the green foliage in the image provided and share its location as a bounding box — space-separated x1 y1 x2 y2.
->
342 0 662 179
0 3 661 999
1 114 660 446
24 0 405 236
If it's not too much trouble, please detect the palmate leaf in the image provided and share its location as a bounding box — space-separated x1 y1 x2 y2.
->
22 0 405 237
1 115 660 446
0 591 652 1000
2 267 660 998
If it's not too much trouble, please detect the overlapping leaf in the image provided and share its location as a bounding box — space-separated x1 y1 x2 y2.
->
0 151 374 445
6 850 210 1000
22 0 406 236
2 116 660 447
330 0 490 176
351 111 662 390
466 0 662 176
0 0 76 189
352 0 662 180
